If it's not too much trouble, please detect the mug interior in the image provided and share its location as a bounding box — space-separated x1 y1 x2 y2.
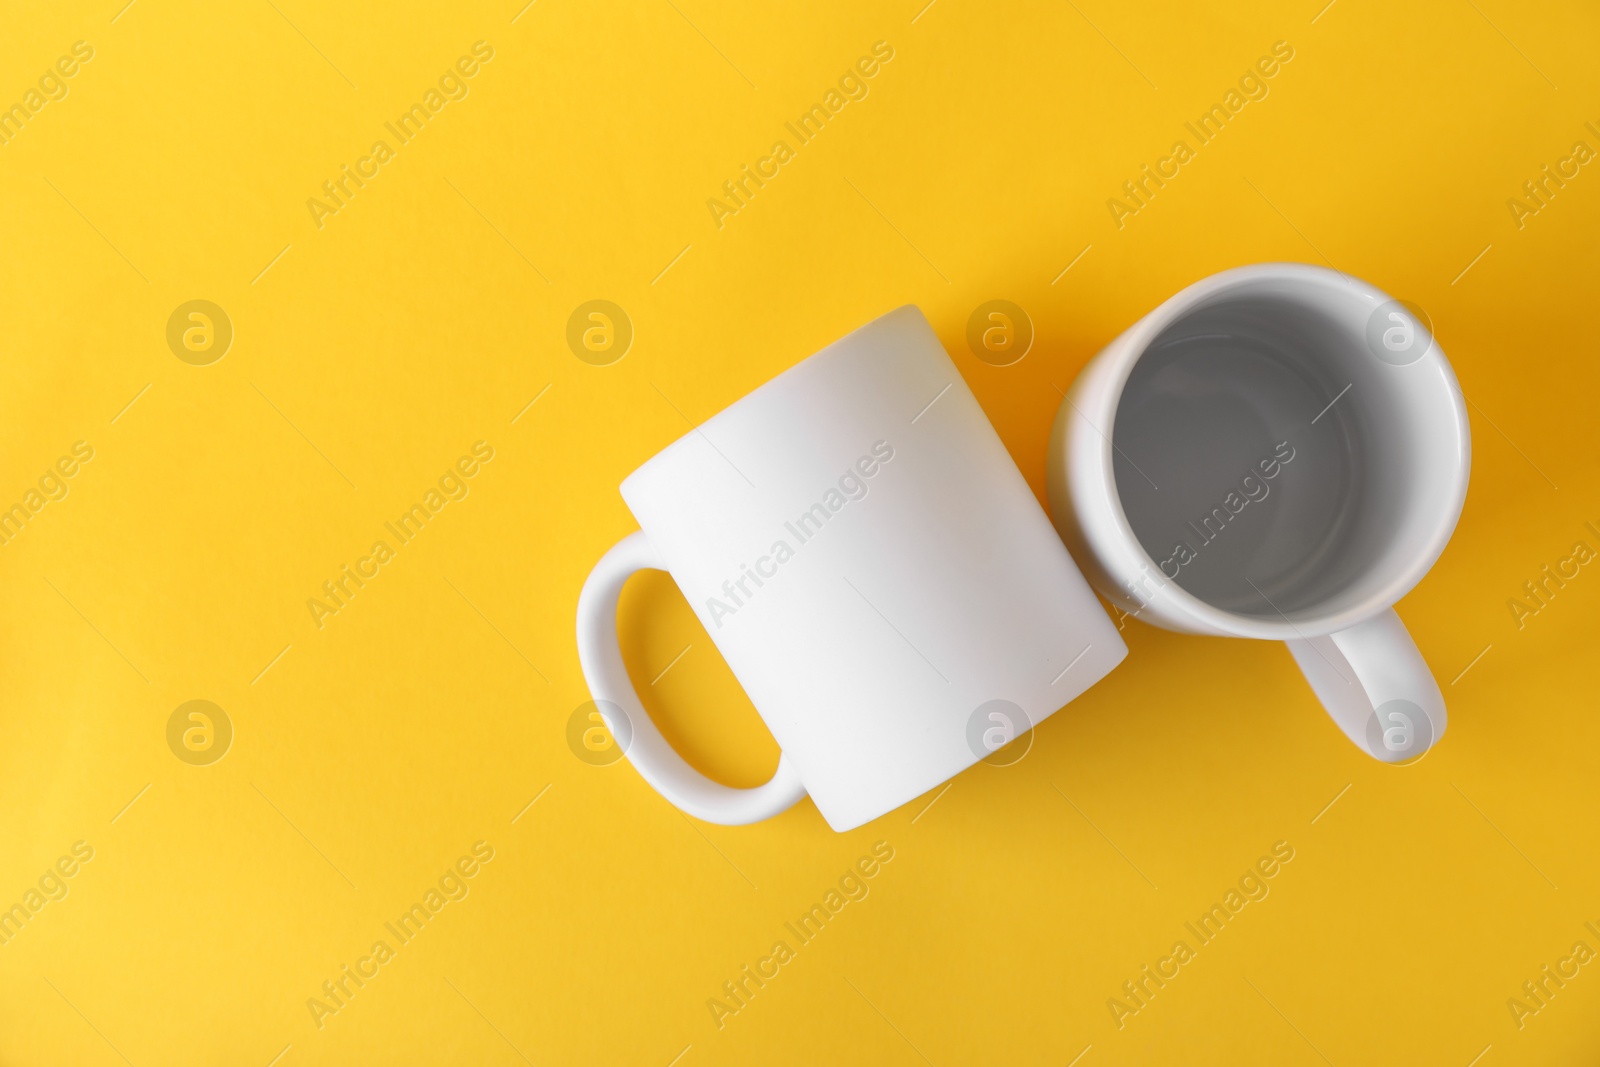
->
1109 270 1466 624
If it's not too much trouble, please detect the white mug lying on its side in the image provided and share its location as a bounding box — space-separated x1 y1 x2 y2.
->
1049 263 1471 764
578 306 1126 831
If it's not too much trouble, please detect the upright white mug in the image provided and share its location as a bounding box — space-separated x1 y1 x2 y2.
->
1048 264 1470 763
577 306 1126 831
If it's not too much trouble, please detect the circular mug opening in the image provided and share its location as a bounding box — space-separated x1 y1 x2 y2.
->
1109 271 1465 625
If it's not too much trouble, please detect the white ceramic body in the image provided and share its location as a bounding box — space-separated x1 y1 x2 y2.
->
1048 264 1470 761
578 306 1126 831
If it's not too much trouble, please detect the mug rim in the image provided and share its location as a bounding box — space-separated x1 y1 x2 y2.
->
1079 262 1471 639
622 304 924 499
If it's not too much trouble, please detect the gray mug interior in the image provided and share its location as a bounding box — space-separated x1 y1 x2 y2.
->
1109 284 1448 622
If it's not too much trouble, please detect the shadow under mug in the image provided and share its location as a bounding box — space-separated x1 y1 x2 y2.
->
578 306 1125 831
1048 263 1470 763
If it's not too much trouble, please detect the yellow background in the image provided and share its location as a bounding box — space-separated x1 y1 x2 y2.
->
1 0 1597 1063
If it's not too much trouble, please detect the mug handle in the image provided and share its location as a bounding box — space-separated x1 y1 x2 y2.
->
575 531 808 824
1284 608 1447 763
